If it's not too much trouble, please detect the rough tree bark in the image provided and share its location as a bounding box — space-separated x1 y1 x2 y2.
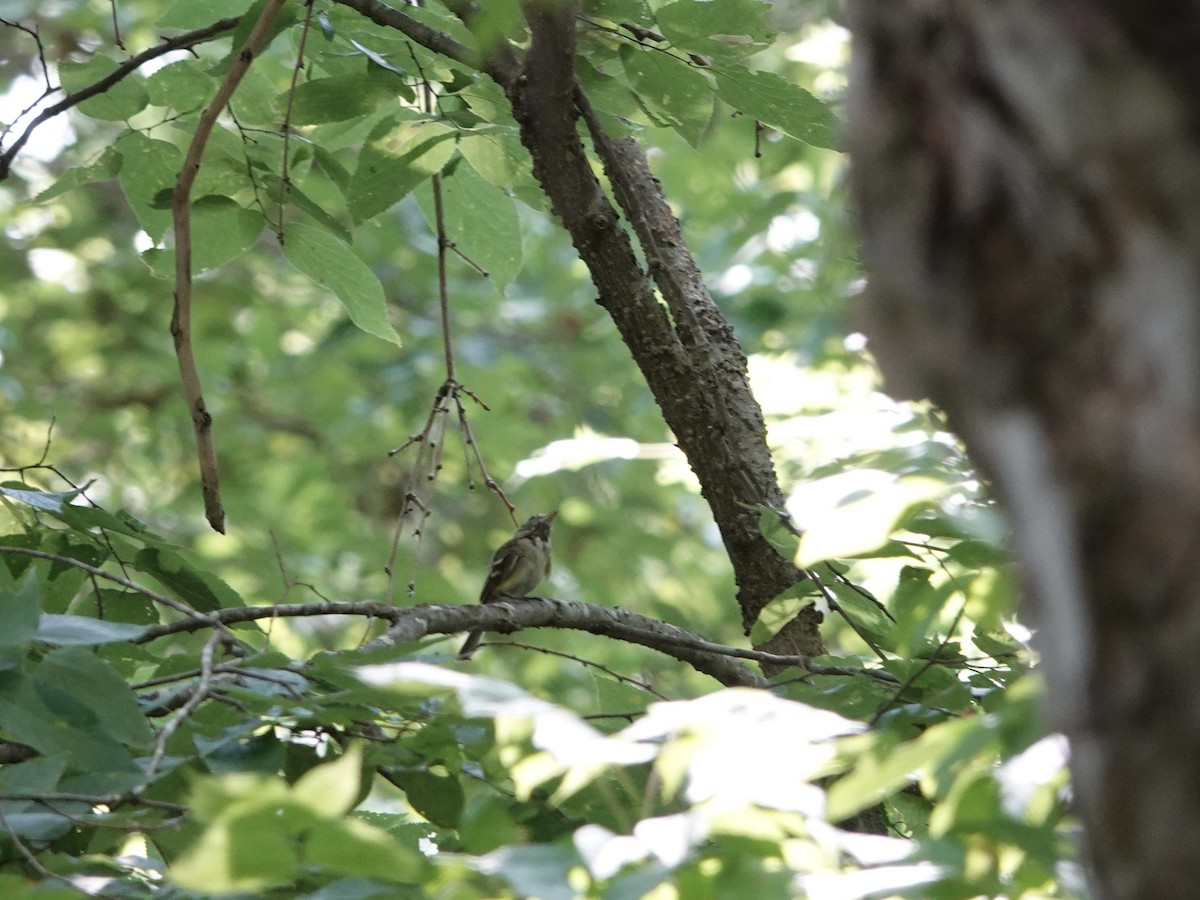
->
847 1 1200 895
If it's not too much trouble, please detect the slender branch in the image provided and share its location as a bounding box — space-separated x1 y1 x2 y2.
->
131 594 896 687
142 632 220 782
278 0 318 239
0 546 249 652
171 0 288 533
0 16 242 179
0 546 213 622
0 805 68 887
0 792 186 814
330 0 491 75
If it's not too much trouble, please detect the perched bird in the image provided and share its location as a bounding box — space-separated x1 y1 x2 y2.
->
459 511 557 659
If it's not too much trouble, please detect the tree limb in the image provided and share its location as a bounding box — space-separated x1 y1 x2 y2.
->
171 0 289 533
503 1 805 635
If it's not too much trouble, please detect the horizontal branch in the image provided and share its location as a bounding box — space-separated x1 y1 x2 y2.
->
1 545 893 686
134 595 896 687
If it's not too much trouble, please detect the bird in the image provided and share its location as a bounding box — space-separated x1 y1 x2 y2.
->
458 511 557 659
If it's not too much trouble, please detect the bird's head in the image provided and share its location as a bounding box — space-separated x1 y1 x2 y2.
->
517 511 557 539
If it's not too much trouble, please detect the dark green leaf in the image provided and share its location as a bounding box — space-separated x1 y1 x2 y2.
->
132 547 244 612
391 770 464 829
37 647 154 747
288 72 401 125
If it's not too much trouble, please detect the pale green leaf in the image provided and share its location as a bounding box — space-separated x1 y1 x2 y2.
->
32 147 121 203
143 196 264 277
790 473 948 567
826 717 990 822
145 60 216 113
656 0 774 61
620 46 714 147
714 66 839 150
287 72 400 125
293 744 364 817
0 569 42 648
116 132 182 240
160 0 250 29
416 159 522 288
348 118 457 222
58 57 148 121
282 222 401 345
35 614 146 646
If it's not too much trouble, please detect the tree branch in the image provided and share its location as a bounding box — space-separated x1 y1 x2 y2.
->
501 3 804 634
131 595 894 688
171 0 289 533
330 0 496 77
0 16 241 179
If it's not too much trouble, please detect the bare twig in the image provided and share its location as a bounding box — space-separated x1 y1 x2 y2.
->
171 0 288 533
278 0 318 239
143 631 221 782
0 805 72 888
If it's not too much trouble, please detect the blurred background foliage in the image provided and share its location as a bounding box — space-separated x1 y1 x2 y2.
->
0 0 1079 896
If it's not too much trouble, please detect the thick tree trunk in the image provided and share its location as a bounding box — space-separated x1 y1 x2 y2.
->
847 1 1200 896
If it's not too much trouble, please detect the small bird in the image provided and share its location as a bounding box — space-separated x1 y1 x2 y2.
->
459 511 557 659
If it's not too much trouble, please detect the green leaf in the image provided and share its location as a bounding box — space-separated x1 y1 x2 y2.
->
143 195 264 276
33 147 122 203
282 222 402 345
714 66 839 150
160 0 250 29
170 810 298 892
287 71 400 125
144 196 264 278
656 0 774 61
58 56 149 121
416 159 522 288
197 730 287 775
459 794 522 853
827 716 992 821
582 0 654 27
133 547 243 612
37 647 154 747
620 45 714 147
0 484 84 512
0 671 140 774
457 126 527 192
305 817 423 881
293 745 366 817
0 568 42 648
116 132 182 240
391 769 464 828
145 59 217 113
35 614 146 646
792 473 948 567
347 117 457 222
479 844 583 900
